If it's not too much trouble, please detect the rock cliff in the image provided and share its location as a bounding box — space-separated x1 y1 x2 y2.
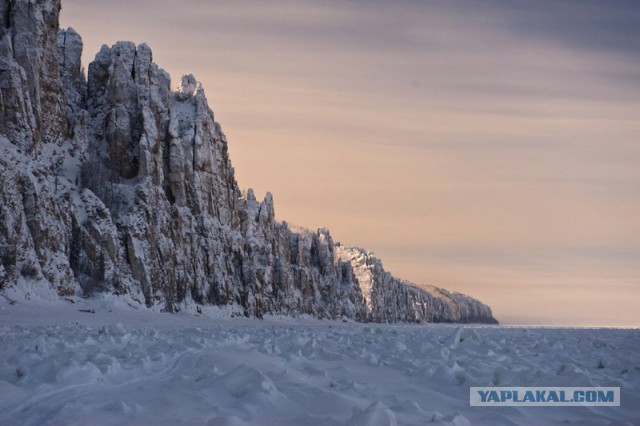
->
0 0 497 323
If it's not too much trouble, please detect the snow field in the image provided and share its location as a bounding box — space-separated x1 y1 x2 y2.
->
0 298 638 425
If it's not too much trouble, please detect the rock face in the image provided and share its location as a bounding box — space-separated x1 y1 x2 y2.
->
0 0 497 324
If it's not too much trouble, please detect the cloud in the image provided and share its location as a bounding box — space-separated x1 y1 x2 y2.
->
60 0 640 325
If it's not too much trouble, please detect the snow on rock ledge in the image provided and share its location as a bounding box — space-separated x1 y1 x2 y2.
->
0 0 496 324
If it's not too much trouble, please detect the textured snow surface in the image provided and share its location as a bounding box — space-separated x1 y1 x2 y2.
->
1 296 638 425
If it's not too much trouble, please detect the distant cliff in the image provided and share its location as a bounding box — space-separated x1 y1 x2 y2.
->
0 0 496 324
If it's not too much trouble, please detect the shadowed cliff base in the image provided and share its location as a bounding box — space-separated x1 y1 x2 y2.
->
0 0 496 324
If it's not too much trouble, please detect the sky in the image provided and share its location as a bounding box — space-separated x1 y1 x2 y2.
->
60 0 640 326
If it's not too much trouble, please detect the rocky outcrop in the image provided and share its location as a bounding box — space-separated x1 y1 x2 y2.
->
336 246 496 323
0 0 68 148
0 0 496 323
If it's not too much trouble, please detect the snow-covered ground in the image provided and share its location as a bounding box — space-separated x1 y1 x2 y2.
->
1 293 638 425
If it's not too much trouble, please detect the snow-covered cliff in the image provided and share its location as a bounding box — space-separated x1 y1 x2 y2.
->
0 0 496 323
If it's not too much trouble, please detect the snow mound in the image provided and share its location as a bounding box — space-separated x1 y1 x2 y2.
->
348 401 397 426
0 299 638 424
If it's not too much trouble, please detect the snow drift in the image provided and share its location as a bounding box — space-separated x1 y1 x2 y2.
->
0 299 637 425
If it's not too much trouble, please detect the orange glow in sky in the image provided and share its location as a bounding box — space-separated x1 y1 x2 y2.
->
61 0 640 326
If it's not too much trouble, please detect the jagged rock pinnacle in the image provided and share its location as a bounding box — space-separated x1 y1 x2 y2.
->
0 0 496 323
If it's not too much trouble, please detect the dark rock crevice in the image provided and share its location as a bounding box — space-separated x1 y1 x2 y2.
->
0 0 497 324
